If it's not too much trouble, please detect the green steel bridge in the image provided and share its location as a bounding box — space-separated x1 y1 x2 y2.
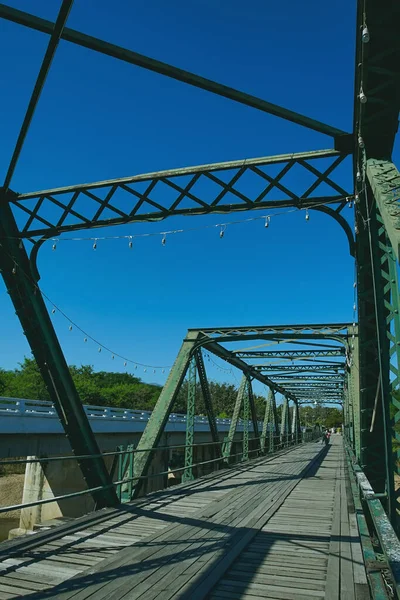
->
0 0 399 598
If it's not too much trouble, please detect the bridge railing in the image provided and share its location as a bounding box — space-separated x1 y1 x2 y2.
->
0 428 321 519
0 397 263 431
345 442 400 599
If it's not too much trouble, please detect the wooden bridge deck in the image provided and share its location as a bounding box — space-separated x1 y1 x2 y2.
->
0 437 369 599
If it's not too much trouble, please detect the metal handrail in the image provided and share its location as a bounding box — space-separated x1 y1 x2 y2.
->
0 431 313 515
0 397 263 428
345 441 400 599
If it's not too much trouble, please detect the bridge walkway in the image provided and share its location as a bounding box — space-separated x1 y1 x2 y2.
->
0 437 368 599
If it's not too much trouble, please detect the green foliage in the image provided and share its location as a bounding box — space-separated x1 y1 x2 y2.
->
0 358 161 410
299 405 343 428
0 357 344 426
176 380 266 419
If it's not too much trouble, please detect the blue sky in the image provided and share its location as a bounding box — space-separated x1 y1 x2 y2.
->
0 1 397 393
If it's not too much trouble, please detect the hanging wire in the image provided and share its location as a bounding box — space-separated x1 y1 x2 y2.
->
4 197 353 248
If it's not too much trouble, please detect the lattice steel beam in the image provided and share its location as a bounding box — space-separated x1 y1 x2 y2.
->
366 159 400 261
9 151 353 247
235 349 345 359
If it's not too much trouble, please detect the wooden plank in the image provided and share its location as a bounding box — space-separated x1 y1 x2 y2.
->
48 445 324 600
324 456 341 600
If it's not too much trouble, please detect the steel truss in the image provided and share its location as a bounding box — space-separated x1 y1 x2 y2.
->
0 0 398 519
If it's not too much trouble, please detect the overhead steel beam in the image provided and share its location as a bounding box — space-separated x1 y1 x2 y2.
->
3 0 74 191
0 4 350 144
0 190 118 508
9 150 353 254
235 349 345 358
201 338 296 399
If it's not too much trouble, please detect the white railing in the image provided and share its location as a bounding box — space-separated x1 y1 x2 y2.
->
0 397 263 429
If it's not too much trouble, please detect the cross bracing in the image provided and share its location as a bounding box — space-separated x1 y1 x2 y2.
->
0 0 398 531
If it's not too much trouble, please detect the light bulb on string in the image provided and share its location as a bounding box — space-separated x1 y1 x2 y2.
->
111 355 114 360
353 282 357 288
144 368 147 373
305 209 310 221
128 237 133 249
12 265 16 275
162 369 165 373
353 303 357 311
358 135 364 148
356 170 362 183
362 25 370 43
359 88 367 104
264 216 270 228
84 337 87 342
124 362 127 367
93 239 97 250
69 325 73 331
51 308 56 314
153 369 156 374
219 226 226 239
52 242 57 251
161 234 166 246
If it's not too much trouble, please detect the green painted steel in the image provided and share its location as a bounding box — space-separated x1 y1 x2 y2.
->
242 379 250 461
133 331 198 494
247 377 260 453
117 444 135 502
182 357 196 483
367 160 400 261
0 192 118 509
280 397 289 447
223 375 247 462
0 4 350 144
356 191 396 521
195 350 221 456
260 388 273 453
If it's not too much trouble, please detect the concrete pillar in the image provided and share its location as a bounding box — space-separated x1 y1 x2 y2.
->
18 456 95 532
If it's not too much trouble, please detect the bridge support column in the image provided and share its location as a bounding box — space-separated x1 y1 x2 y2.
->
17 456 95 534
280 397 289 447
0 192 118 509
242 379 250 461
182 357 196 482
356 185 399 521
223 375 246 463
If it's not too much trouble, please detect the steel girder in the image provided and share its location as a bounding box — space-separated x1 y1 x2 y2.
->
223 375 247 462
353 0 400 523
0 4 350 148
8 150 353 249
234 349 345 359
182 357 196 482
366 160 400 261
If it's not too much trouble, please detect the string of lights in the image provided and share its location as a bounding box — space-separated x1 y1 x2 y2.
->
42 199 354 250
6 248 173 373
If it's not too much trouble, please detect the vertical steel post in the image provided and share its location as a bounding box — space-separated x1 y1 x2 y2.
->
182 357 196 482
0 192 118 508
293 401 300 444
280 397 289 447
247 376 260 453
242 379 250 461
133 332 197 495
195 350 221 457
356 193 395 519
271 391 279 452
223 375 246 462
260 388 273 453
